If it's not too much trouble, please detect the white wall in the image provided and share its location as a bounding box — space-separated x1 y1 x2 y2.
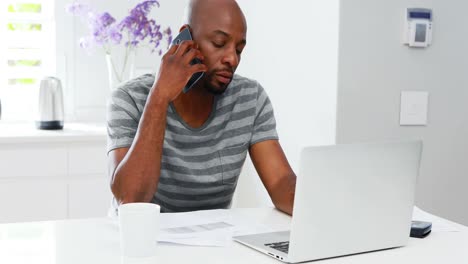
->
58 0 338 206
337 0 468 225
236 0 339 169
233 0 338 206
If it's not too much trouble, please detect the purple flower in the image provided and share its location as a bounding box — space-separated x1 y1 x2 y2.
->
109 28 122 45
98 12 115 28
88 12 119 45
66 0 171 55
66 1 91 16
163 27 172 47
119 0 169 50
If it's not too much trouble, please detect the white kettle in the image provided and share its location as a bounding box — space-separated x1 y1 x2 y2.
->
36 76 64 130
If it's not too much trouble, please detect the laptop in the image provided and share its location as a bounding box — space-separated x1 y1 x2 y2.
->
233 141 422 263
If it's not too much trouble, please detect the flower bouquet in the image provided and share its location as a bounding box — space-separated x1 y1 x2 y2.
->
67 0 173 89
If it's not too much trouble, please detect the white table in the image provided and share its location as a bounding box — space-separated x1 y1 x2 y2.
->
0 207 467 264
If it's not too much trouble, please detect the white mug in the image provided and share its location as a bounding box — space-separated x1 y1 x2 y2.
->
118 203 160 258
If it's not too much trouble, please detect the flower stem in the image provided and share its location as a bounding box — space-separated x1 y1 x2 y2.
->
111 57 122 83
119 31 132 80
105 45 123 83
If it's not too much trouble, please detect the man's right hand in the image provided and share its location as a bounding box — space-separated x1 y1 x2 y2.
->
151 40 207 103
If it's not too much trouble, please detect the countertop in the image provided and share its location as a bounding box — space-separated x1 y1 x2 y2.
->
1 207 467 264
0 122 107 144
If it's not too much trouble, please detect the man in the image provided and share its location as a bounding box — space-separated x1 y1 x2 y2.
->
107 0 296 215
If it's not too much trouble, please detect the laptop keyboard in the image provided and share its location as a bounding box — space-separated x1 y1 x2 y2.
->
265 241 289 254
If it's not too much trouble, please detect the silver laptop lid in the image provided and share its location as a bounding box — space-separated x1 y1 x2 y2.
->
288 141 422 263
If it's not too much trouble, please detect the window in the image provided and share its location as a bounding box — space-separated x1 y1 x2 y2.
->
0 0 56 121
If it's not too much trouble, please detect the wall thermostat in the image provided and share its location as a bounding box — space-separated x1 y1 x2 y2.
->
403 8 433 48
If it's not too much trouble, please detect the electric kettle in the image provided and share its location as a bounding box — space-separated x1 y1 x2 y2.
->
36 76 64 130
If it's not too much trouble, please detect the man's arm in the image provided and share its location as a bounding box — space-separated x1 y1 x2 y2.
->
108 95 169 204
108 40 207 205
249 140 296 215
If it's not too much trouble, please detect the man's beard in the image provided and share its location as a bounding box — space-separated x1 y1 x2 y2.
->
206 83 229 95
202 70 233 95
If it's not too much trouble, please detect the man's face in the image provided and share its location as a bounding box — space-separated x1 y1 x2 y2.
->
190 5 247 94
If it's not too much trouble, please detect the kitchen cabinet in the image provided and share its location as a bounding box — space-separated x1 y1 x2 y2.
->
0 123 111 223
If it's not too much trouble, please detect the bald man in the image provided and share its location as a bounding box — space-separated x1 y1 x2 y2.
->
107 0 296 215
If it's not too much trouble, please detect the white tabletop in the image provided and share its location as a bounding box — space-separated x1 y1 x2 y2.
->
0 207 467 264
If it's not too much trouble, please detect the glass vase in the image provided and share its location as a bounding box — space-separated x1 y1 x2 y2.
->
106 49 136 91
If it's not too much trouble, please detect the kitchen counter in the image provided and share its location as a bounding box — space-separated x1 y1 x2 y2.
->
0 122 107 144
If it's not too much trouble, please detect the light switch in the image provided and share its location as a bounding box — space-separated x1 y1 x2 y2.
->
400 91 429 126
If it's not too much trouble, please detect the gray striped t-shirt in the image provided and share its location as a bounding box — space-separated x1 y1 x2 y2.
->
107 73 278 212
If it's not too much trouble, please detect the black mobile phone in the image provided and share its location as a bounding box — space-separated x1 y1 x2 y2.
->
171 27 205 93
410 220 432 238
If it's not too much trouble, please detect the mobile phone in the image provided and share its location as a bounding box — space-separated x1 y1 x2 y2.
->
410 221 432 238
171 27 205 93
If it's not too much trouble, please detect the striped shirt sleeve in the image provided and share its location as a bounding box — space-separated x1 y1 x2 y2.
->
106 88 140 154
250 82 279 145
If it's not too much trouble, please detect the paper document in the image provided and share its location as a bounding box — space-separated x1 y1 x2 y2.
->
158 209 273 247
413 206 461 232
163 221 234 235
159 221 234 247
